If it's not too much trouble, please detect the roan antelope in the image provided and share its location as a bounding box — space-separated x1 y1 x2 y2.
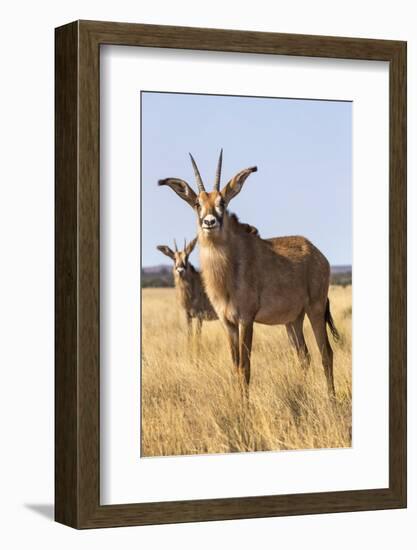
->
158 151 340 396
157 238 217 337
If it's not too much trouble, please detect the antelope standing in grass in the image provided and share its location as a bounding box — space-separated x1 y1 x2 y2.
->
157 238 217 337
158 151 340 396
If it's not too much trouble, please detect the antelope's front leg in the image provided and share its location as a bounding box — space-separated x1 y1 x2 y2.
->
221 319 239 370
186 314 193 342
195 317 202 338
238 320 254 386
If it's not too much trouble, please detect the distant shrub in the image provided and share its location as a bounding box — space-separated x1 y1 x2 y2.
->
330 272 352 286
141 267 174 288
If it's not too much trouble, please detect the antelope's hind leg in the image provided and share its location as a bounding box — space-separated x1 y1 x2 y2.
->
286 311 311 369
238 320 254 387
307 306 335 397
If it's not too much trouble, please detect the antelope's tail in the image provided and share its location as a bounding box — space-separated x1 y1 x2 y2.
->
325 298 341 342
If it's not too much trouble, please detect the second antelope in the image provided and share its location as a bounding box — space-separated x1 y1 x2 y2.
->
157 238 217 337
158 151 340 396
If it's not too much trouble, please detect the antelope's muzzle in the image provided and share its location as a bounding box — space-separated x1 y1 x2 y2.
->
202 214 220 232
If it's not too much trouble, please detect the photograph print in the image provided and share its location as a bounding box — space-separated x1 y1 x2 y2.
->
141 91 352 458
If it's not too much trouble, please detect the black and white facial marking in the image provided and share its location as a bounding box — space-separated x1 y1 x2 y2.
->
173 251 189 277
156 245 189 278
158 150 258 238
195 192 225 234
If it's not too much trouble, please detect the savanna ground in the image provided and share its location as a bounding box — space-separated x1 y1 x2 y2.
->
141 286 352 457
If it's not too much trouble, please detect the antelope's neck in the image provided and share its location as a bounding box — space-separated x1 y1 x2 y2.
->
198 234 235 316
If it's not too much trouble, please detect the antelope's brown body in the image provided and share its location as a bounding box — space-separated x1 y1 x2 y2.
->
199 216 330 327
174 263 217 323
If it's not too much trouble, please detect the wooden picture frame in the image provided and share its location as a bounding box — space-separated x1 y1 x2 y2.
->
55 20 407 529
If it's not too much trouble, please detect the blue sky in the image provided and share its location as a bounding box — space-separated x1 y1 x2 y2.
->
141 92 352 267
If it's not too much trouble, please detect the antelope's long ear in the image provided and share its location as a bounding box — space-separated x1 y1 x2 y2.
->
156 245 175 260
184 237 198 258
221 166 257 205
158 178 197 208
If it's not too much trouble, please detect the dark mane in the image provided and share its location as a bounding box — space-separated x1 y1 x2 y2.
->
229 213 260 238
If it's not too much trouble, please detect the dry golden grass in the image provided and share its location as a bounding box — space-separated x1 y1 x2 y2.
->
141 286 352 457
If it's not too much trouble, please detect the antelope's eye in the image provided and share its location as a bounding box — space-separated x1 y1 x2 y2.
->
195 201 200 209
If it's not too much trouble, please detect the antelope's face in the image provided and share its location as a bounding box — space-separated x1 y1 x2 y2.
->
158 149 257 240
173 251 188 277
195 191 225 235
156 238 197 278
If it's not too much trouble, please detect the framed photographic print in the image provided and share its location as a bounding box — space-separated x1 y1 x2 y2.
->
55 20 406 528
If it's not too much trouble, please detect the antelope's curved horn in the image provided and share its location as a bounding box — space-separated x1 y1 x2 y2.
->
189 153 206 193
184 238 187 252
173 239 178 252
214 148 223 191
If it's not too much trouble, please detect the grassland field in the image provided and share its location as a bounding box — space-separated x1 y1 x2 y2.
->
141 285 352 457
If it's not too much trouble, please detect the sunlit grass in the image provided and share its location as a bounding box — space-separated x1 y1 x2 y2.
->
141 285 352 457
